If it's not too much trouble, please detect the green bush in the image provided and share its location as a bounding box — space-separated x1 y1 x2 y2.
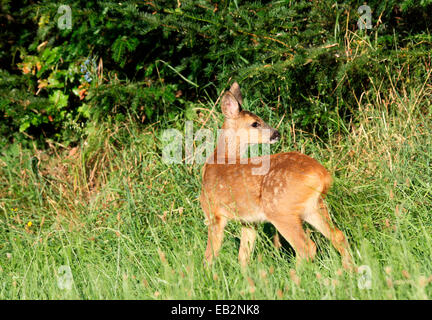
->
0 0 431 148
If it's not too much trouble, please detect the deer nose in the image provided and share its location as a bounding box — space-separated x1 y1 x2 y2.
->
270 130 280 142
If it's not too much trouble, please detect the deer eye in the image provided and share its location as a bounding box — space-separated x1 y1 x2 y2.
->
251 121 260 128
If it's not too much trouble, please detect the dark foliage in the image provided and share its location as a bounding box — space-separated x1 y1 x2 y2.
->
0 0 431 147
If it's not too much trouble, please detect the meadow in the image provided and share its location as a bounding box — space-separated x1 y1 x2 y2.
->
1 69 432 299
1 0 432 300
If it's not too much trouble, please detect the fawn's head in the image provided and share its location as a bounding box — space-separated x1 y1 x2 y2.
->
220 82 280 146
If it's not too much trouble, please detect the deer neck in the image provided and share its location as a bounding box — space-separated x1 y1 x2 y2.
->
207 129 247 164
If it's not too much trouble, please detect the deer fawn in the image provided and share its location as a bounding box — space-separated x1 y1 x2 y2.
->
200 82 352 269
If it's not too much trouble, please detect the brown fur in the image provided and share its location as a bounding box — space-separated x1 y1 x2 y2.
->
200 82 352 269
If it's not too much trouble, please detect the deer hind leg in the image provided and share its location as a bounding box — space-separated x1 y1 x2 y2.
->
273 232 282 250
269 213 316 264
303 197 352 270
238 225 257 267
204 209 227 266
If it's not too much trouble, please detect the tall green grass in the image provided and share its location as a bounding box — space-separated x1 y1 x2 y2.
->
1 71 432 299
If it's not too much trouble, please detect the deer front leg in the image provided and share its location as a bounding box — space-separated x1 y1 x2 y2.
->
238 225 257 267
204 212 227 266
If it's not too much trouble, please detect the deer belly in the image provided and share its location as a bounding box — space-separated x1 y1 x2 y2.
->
212 189 266 222
237 209 267 223
202 164 266 222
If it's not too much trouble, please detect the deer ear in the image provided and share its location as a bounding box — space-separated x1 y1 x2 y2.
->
221 92 240 119
229 81 243 105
